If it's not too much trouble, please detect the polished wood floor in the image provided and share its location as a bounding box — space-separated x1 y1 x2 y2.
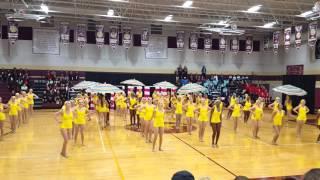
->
0 110 320 180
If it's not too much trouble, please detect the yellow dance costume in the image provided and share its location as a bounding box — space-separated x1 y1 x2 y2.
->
139 104 146 119
120 96 127 109
16 99 22 112
297 106 307 122
153 108 165 128
23 97 29 109
186 103 195 118
144 105 154 121
273 101 279 112
230 97 236 106
0 103 6 121
97 103 109 113
231 104 241 118
129 98 137 110
175 102 183 115
75 108 87 125
61 110 73 129
286 102 292 111
27 93 34 105
198 105 209 122
9 102 19 116
211 106 222 123
273 110 284 126
252 107 263 121
243 101 251 111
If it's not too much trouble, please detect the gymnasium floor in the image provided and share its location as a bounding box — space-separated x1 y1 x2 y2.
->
0 110 319 180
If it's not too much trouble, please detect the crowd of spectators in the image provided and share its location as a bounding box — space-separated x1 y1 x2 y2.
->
0 68 30 94
42 71 80 104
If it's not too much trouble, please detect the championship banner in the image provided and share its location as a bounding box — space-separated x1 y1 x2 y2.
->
60 22 69 45
245 36 253 54
264 38 269 51
109 26 118 49
204 33 212 53
176 31 185 51
189 32 198 51
141 28 149 47
308 22 317 47
76 24 87 48
219 36 226 53
295 25 302 49
122 27 132 49
8 21 18 45
96 25 104 48
231 37 239 53
284 27 291 50
273 31 280 54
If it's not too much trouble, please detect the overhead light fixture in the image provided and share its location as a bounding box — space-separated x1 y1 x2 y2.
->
164 15 173 22
262 21 276 28
182 1 193 8
297 10 313 17
40 3 49 14
107 9 115 16
109 0 128 2
245 5 262 13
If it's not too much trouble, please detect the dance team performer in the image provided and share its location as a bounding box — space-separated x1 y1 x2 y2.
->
272 105 285 145
250 98 264 139
230 98 242 133
243 95 252 123
197 98 209 142
74 100 89 146
0 97 7 140
227 94 236 119
293 99 310 138
210 100 223 148
152 99 167 151
128 93 137 126
184 96 196 135
316 109 320 143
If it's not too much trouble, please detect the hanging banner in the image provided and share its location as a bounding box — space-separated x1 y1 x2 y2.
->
109 26 118 49
8 21 18 45
141 28 149 47
264 37 269 51
284 27 291 50
204 33 212 53
60 22 69 45
190 32 198 51
219 36 226 53
231 37 239 53
76 24 87 48
123 27 132 49
308 22 317 47
273 31 280 54
245 36 253 54
295 25 302 49
96 25 104 48
176 31 185 51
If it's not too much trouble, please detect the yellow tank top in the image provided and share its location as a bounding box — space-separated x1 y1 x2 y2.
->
137 92 143 98
297 106 307 121
198 105 208 121
28 93 34 104
144 104 154 120
61 110 73 128
233 104 241 114
129 98 137 110
211 106 222 123
273 110 284 125
230 97 236 106
175 102 183 114
286 102 292 110
273 101 279 111
75 108 86 124
154 108 165 127
9 102 18 115
186 103 195 117
252 107 263 120
243 101 251 111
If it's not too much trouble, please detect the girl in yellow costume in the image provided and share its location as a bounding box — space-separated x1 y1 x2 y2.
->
96 95 110 129
230 98 242 133
243 95 252 123
272 105 285 145
136 89 143 101
74 100 88 145
119 93 127 121
285 95 293 118
21 91 29 123
27 89 36 116
293 99 310 138
250 99 264 139
0 97 7 140
227 94 236 119
129 93 137 126
9 96 19 133
15 93 22 127
210 100 223 148
152 100 167 151
184 96 196 135
55 101 74 158
197 98 209 142
174 96 183 132
268 97 281 121
136 98 147 136
144 98 155 143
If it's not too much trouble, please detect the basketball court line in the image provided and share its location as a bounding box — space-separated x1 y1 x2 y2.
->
171 133 237 177
95 118 107 153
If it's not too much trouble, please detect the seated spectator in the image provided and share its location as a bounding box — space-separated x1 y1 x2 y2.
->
172 170 194 180
303 168 320 180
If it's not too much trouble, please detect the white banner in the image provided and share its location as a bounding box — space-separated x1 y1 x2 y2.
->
219 36 226 53
295 25 302 49
231 37 239 53
190 32 198 51
77 24 87 48
8 21 18 45
273 31 280 54
141 28 149 47
60 22 69 45
264 37 269 51
246 36 253 54
123 27 132 49
109 26 118 49
176 31 185 51
204 33 212 53
284 27 291 50
33 29 60 55
308 22 317 47
96 25 104 48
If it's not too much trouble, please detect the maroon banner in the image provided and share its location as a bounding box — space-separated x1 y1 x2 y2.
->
286 65 304 75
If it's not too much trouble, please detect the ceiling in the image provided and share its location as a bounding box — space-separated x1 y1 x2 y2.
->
0 0 316 34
